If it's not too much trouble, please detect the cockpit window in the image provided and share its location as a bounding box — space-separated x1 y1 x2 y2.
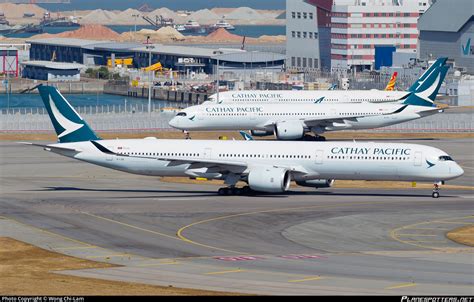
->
439 156 453 161
176 112 187 117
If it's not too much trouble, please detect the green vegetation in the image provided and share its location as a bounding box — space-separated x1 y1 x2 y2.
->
84 67 124 80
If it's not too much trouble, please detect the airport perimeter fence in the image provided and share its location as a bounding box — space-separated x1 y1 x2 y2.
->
1 106 473 133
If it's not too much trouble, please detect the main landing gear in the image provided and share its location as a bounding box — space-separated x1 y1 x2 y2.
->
303 134 326 141
217 186 253 196
432 183 440 198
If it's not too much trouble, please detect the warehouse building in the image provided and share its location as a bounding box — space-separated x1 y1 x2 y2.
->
21 61 84 81
26 38 285 74
418 0 473 74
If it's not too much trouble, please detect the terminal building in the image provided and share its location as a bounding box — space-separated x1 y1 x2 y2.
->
26 38 285 75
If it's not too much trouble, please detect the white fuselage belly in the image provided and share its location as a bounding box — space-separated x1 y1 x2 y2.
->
54 139 461 182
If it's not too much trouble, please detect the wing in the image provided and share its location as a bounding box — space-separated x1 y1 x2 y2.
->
18 142 82 153
90 141 310 176
303 105 408 127
90 140 247 170
262 105 408 128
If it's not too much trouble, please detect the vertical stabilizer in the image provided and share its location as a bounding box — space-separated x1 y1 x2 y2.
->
37 85 101 143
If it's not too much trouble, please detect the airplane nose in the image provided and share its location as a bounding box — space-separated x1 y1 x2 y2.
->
169 117 179 128
452 164 464 177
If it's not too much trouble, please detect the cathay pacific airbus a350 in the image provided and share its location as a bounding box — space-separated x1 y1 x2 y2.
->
206 57 448 105
169 64 448 140
21 85 463 198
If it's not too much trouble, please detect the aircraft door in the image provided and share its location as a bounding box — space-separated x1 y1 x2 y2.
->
203 148 212 159
414 151 422 166
315 149 324 164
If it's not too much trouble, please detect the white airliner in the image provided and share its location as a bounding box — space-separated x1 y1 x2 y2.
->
22 85 463 198
169 101 441 140
170 61 448 140
207 57 447 104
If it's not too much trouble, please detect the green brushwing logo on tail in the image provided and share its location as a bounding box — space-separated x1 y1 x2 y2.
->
403 58 449 107
38 85 101 143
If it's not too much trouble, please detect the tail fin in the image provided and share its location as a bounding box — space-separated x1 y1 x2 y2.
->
384 72 397 91
403 65 449 107
37 85 101 143
408 57 448 92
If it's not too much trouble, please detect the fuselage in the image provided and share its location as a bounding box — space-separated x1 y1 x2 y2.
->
169 102 437 133
52 139 463 183
208 90 409 104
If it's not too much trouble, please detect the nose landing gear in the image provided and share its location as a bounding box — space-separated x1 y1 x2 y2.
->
432 183 440 198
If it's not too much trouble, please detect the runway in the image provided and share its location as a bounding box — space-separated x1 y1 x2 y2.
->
0 139 473 295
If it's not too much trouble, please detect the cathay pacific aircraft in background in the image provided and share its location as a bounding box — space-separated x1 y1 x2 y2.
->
207 57 447 104
21 85 463 198
169 64 448 140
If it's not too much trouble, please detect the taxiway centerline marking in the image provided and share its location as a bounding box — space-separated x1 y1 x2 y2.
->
177 199 449 256
0 215 95 247
205 269 245 275
396 234 438 237
408 227 451 231
136 262 181 267
288 276 324 283
82 212 243 255
55 246 98 250
82 212 177 240
391 215 474 250
385 282 416 290
86 253 131 259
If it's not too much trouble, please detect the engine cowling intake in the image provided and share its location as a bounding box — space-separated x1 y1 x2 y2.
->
296 179 334 188
274 121 304 140
250 130 274 137
248 167 291 193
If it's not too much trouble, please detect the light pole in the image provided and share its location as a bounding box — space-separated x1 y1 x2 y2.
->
145 36 155 114
214 51 223 103
132 14 139 36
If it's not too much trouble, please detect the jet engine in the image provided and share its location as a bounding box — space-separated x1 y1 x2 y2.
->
250 130 274 137
274 121 304 140
296 179 335 188
248 167 291 193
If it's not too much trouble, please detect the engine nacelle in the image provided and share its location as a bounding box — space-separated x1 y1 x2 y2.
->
250 130 273 137
248 167 291 193
274 121 304 140
296 179 334 188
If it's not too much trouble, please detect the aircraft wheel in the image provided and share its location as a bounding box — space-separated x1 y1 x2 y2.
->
242 186 251 195
316 136 326 141
231 187 241 195
432 191 440 198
